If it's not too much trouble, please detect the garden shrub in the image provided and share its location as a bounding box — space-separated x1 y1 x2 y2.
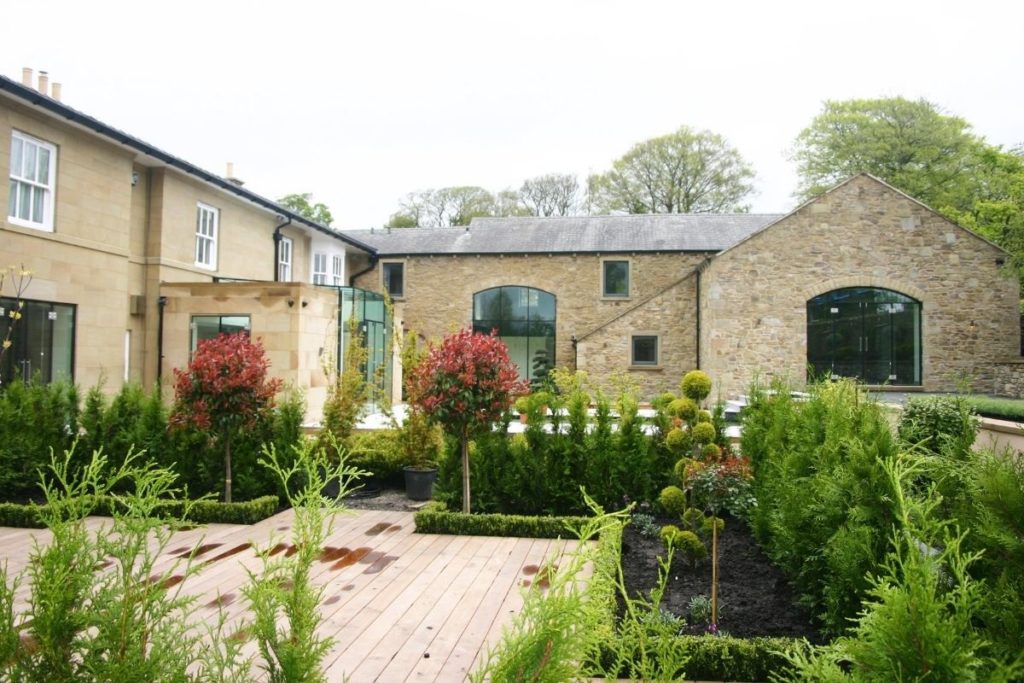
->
680 370 712 403
668 397 698 421
0 495 279 528
676 635 806 682
661 526 706 565
898 394 978 456
344 429 405 487
744 379 900 636
658 486 687 516
690 421 716 445
413 503 592 539
0 378 79 499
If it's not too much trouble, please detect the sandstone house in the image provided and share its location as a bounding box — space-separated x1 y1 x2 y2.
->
2 69 1021 418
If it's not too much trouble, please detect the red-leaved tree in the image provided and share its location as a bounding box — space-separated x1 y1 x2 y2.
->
170 332 282 502
406 329 527 513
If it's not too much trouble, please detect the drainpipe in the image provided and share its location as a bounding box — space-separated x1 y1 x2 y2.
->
348 254 379 287
571 334 578 370
272 216 291 281
156 296 167 384
695 258 712 370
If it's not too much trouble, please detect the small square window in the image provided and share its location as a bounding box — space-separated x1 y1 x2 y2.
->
603 260 629 298
383 262 405 299
632 335 658 366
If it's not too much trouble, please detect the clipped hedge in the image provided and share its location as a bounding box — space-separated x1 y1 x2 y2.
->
413 503 593 539
0 495 279 529
674 635 806 681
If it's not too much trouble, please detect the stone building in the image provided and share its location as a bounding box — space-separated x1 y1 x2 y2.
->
3 66 1020 415
347 175 1021 399
0 69 384 421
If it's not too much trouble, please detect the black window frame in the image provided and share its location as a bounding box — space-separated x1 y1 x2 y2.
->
382 262 405 299
0 296 77 385
602 259 630 298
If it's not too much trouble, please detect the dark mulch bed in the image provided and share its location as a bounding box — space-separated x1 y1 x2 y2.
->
621 514 823 642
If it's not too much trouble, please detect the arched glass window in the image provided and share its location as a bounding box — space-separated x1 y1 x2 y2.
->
473 286 556 383
807 287 921 385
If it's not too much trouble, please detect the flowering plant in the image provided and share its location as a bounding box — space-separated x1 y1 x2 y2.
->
406 328 527 512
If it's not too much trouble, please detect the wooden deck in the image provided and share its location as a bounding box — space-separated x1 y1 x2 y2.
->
0 508 580 682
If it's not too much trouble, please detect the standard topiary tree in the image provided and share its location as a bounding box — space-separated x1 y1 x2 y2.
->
681 370 712 404
406 328 527 513
170 332 281 503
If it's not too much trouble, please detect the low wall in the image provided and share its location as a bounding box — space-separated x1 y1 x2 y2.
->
993 360 1024 399
976 417 1024 454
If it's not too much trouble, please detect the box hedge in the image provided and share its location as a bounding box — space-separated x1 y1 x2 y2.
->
414 503 593 539
0 494 279 529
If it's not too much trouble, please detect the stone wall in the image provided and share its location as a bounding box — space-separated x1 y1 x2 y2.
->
994 360 1024 399
353 252 707 395
160 282 337 423
700 175 1021 399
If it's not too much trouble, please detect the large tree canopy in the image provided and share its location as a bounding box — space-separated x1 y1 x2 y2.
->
277 192 334 226
587 126 755 214
519 173 580 216
792 97 987 208
793 97 1024 294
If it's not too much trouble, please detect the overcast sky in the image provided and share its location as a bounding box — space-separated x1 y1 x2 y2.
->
5 0 1022 228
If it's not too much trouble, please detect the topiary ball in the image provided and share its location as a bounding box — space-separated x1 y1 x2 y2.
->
676 530 707 565
690 421 717 445
702 515 725 536
700 443 722 460
652 392 678 411
673 457 694 484
668 398 698 422
658 485 687 517
681 370 712 402
665 427 689 451
660 524 682 547
697 409 712 423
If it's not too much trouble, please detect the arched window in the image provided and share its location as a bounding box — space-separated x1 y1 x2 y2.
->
807 287 921 385
473 286 556 383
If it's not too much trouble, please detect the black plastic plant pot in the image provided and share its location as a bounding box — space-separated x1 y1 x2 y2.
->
403 466 438 501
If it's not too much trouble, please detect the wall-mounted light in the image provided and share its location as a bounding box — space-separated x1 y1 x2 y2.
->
130 171 140 186
996 257 1006 266
301 300 308 308
287 298 295 308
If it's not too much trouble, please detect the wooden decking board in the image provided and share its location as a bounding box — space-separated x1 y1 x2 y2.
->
0 509 584 682
350 532 511 680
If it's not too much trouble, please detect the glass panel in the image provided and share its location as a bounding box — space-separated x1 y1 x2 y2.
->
23 141 36 180
219 316 250 336
604 261 629 296
18 183 30 220
474 288 501 320
37 147 50 184
31 186 44 224
506 287 528 321
10 137 23 178
49 304 74 381
807 288 921 386
8 180 17 218
534 290 555 321
632 336 657 364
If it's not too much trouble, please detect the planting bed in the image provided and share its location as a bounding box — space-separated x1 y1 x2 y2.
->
621 514 822 642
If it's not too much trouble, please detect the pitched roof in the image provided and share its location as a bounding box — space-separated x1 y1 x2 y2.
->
343 213 783 256
0 75 375 254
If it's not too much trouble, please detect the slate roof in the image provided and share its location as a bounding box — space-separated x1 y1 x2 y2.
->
342 214 784 256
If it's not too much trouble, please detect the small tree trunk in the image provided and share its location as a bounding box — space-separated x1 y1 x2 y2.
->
460 435 471 514
224 437 233 504
711 517 718 625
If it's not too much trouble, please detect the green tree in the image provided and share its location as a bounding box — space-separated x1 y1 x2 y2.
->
793 98 1024 293
519 173 580 216
588 126 755 214
388 186 497 228
278 192 334 226
792 97 988 207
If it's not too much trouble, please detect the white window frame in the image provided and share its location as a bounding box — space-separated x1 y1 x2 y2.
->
332 254 343 285
194 202 219 270
312 252 328 285
278 236 293 281
8 130 57 231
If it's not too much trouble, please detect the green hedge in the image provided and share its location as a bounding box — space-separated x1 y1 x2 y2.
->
413 503 593 539
673 635 806 681
0 495 279 529
965 395 1024 421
